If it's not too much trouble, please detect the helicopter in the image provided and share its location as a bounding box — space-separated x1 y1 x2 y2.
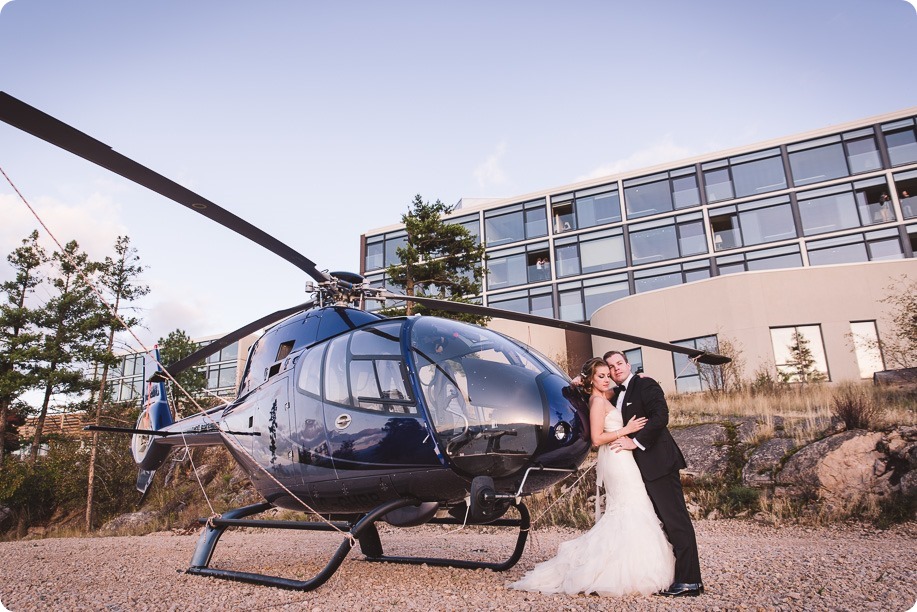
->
0 91 729 591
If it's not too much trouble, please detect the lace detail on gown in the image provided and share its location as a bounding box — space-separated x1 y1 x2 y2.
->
508 408 675 596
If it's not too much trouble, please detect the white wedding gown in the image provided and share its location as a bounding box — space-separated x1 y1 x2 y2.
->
509 407 675 596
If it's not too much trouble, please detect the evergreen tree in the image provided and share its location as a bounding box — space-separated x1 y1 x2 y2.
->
158 329 208 418
384 195 487 324
86 236 149 531
28 241 108 464
0 231 46 463
780 330 826 384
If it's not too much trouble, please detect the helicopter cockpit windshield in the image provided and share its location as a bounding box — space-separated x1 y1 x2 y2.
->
409 318 549 478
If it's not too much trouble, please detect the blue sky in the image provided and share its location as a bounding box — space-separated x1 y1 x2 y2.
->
2 0 916 353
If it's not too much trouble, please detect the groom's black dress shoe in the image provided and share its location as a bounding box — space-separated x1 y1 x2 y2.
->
656 583 704 597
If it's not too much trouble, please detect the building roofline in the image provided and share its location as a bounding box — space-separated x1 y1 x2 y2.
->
364 105 917 235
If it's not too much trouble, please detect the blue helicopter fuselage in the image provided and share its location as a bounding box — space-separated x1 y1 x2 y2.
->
163 307 591 513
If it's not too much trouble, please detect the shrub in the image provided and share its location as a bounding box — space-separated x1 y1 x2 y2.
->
831 383 882 430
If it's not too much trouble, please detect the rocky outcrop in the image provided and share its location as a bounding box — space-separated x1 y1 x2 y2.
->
672 423 732 478
742 437 795 487
675 420 916 514
776 430 890 503
100 510 160 534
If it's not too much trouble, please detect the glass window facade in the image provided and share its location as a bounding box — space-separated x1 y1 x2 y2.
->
672 335 718 393
552 183 621 234
487 242 551 290
361 107 916 325
484 199 547 247
729 149 787 198
894 169 917 219
703 150 787 204
710 195 796 251
447 214 481 245
789 136 850 186
629 212 707 266
623 348 644 374
489 285 554 318
882 118 917 166
806 228 904 266
558 273 629 322
716 244 803 275
624 166 700 219
798 177 895 237
770 325 829 382
554 228 625 278
634 260 710 293
364 230 407 272
108 338 248 404
849 320 884 379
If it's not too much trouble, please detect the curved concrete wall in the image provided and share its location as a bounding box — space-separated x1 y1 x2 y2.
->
589 260 916 393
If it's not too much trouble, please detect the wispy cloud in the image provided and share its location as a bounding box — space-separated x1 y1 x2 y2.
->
0 192 128 270
575 136 694 182
473 141 509 189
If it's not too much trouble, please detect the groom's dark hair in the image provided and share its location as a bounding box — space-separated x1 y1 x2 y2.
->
603 350 628 363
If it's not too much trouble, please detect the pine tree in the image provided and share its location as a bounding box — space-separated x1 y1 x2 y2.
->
28 241 108 464
158 329 208 418
780 330 827 384
0 231 46 463
384 195 487 324
86 236 149 531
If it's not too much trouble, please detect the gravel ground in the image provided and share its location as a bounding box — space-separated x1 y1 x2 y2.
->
1 519 915 611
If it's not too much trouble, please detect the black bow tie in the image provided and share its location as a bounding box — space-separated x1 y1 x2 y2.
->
614 384 626 394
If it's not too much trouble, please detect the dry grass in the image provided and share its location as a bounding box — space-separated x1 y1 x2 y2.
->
669 381 915 428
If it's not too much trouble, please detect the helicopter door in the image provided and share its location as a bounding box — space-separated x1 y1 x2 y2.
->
249 373 297 484
321 324 438 478
292 343 337 482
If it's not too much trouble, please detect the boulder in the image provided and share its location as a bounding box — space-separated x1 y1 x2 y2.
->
723 417 758 443
671 423 731 478
191 463 218 486
742 437 796 487
100 510 160 534
882 425 917 469
900 470 917 498
776 430 890 503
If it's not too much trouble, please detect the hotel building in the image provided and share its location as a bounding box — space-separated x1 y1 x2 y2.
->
360 108 917 393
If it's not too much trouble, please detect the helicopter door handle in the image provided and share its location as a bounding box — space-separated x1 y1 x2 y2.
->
334 414 352 430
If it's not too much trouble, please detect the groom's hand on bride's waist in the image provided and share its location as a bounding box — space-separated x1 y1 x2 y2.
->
611 436 637 452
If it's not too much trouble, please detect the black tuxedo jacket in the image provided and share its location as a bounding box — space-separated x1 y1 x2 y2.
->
619 375 687 482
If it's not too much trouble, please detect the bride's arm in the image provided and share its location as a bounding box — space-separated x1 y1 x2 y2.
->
589 396 646 447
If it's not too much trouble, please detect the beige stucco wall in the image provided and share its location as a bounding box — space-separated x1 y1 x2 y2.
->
487 260 915 393
589 260 916 393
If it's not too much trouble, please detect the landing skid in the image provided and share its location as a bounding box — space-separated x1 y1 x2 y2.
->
185 499 531 590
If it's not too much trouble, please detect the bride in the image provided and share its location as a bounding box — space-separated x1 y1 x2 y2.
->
509 357 675 596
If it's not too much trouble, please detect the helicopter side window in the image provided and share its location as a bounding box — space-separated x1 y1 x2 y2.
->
349 321 403 356
297 343 325 397
350 358 414 414
343 321 415 414
350 360 378 402
323 335 351 406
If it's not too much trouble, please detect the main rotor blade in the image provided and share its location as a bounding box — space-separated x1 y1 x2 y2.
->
152 299 317 380
0 92 330 284
379 291 731 365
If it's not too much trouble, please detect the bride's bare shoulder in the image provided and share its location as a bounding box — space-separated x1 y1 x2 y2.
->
588 394 610 412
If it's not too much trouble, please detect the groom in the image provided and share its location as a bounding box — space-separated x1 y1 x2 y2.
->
605 350 703 597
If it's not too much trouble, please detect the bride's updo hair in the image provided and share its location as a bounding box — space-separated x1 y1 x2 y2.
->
579 357 608 395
